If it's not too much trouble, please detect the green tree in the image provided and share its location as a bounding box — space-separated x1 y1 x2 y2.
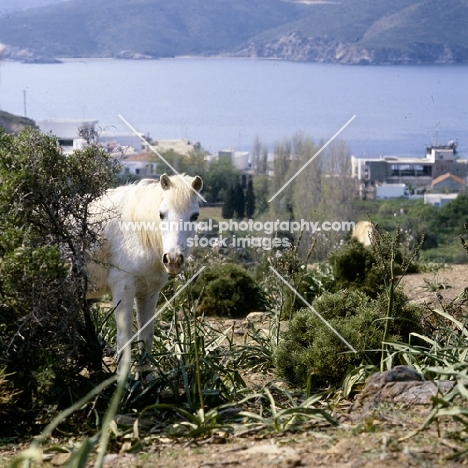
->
233 182 245 219
0 128 118 429
245 178 256 218
151 148 189 174
439 193 468 230
203 158 240 203
269 134 354 259
186 147 208 176
270 139 294 218
253 175 270 216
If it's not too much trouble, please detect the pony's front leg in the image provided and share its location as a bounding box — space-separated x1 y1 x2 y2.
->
135 292 160 354
112 282 137 372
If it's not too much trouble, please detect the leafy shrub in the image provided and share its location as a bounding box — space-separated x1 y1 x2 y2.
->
328 234 423 296
419 230 439 250
0 128 118 430
328 239 384 297
193 263 265 318
274 289 423 388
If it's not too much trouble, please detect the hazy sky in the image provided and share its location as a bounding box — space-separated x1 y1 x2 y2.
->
0 0 67 15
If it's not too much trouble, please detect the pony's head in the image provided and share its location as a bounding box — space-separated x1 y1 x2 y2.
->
158 173 203 275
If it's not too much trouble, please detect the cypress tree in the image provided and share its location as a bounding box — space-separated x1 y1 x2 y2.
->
245 178 256 218
233 182 245 219
222 185 235 219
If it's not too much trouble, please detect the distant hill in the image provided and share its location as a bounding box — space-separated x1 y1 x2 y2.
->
0 0 303 59
0 111 36 134
0 0 468 64
240 0 468 64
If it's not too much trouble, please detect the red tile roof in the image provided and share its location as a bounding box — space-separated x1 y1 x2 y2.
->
432 172 466 186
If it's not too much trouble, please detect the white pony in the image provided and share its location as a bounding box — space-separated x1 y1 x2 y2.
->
86 173 203 369
352 220 373 247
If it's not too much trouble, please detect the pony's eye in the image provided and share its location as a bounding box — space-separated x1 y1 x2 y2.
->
159 212 165 220
190 213 199 222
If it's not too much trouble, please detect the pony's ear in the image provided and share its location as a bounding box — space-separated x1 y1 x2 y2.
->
191 176 203 192
160 173 171 191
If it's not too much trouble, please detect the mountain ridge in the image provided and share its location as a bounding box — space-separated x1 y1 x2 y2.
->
1 0 468 65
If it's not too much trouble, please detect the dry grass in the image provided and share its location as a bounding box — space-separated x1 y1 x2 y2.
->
200 206 223 223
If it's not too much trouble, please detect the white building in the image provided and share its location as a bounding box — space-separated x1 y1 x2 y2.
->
218 149 250 171
116 152 158 178
375 183 407 199
351 142 468 199
38 119 145 154
424 193 459 207
38 119 99 151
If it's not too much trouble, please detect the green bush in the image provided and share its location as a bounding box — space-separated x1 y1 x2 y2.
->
194 263 265 318
328 239 384 297
274 289 423 388
0 128 118 431
328 236 421 296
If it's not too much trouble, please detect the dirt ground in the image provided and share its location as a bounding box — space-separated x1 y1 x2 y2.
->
2 265 468 468
401 263 468 304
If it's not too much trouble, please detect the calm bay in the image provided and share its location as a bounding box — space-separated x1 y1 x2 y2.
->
0 57 467 157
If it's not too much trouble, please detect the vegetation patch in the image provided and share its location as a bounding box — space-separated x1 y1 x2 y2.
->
0 128 118 432
275 289 423 388
1 129 468 467
193 263 265 318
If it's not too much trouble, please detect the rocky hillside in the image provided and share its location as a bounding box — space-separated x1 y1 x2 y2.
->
239 0 468 64
0 111 36 134
0 0 468 65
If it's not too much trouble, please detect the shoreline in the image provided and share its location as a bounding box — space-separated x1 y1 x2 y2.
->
4 52 468 68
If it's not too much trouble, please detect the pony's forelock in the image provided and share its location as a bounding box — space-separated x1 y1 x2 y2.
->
118 174 200 253
121 174 199 222
165 174 200 212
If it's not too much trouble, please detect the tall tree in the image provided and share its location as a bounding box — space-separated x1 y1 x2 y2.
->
270 139 293 218
252 135 269 176
253 175 270 216
233 182 245 219
203 158 240 203
222 185 235 219
245 178 256 218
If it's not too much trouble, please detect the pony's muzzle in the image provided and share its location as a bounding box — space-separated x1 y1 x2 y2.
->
162 252 184 275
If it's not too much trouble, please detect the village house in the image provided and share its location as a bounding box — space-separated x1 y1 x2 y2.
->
116 151 158 178
351 142 468 199
431 172 466 193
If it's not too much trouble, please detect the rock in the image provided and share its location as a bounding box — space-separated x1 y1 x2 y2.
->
243 443 297 455
103 453 137 467
351 365 455 412
51 453 71 466
238 32 468 65
2 44 61 63
116 50 155 60
242 444 301 468
362 365 424 390
245 311 266 323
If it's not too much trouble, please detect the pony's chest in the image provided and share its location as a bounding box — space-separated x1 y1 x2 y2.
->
110 237 161 268
134 263 169 293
